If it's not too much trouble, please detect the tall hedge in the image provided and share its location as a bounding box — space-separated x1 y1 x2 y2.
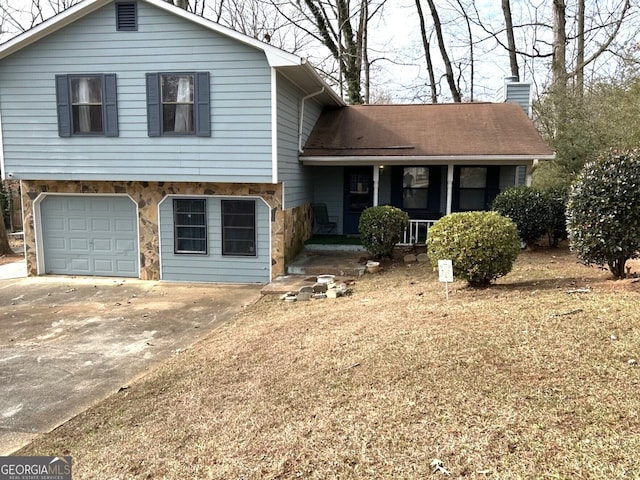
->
491 186 553 246
427 211 520 287
566 149 640 279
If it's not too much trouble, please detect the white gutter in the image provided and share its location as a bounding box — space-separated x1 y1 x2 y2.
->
301 154 556 165
271 68 279 184
298 87 325 154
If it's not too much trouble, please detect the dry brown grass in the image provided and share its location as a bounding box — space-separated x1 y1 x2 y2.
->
18 248 640 479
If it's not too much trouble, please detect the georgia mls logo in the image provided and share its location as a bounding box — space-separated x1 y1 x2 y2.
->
0 456 72 480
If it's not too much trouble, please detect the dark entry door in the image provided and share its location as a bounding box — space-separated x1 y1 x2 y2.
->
343 167 373 234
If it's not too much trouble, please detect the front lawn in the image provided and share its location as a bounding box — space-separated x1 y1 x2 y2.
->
19 248 640 479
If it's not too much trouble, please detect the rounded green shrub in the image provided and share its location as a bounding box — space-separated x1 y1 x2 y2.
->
491 186 554 246
427 211 520 287
567 149 640 279
359 205 410 259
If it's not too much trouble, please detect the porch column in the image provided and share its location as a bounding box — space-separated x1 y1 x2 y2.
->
446 164 454 215
373 165 380 206
525 161 535 186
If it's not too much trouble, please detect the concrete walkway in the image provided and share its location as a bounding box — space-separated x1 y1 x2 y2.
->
0 272 261 455
0 259 26 280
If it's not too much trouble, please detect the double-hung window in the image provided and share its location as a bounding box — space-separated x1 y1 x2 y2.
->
402 167 429 210
55 74 119 137
459 167 488 210
174 198 207 255
222 200 256 256
146 72 210 136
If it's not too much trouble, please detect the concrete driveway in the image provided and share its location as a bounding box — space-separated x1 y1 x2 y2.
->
0 271 261 455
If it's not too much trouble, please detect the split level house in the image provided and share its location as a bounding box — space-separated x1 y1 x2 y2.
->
0 0 554 284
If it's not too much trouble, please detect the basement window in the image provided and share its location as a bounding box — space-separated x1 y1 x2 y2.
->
174 199 207 255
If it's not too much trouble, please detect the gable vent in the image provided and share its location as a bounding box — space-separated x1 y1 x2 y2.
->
116 2 138 31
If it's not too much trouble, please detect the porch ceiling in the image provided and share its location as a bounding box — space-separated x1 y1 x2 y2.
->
300 103 555 162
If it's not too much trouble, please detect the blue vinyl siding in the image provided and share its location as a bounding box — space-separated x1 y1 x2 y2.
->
159 196 271 283
0 1 273 182
277 73 323 209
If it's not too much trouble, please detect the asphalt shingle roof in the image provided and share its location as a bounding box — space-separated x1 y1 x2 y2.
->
302 103 554 158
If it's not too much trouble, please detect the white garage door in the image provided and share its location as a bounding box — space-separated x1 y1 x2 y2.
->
40 195 139 277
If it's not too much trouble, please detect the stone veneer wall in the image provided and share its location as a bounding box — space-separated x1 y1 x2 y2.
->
282 203 313 265
20 180 284 280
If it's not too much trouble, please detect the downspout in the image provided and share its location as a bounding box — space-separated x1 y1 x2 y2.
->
298 87 325 154
0 109 5 180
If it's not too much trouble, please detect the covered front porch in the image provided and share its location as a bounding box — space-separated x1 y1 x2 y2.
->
307 162 532 243
299 102 554 244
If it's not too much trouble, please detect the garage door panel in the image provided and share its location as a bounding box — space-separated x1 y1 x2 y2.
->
46 237 67 251
115 219 135 232
115 260 137 274
68 201 88 213
92 238 113 253
91 218 111 231
94 260 115 274
40 196 138 278
115 239 135 253
47 257 68 271
69 238 90 251
70 258 91 273
69 218 89 232
43 217 66 232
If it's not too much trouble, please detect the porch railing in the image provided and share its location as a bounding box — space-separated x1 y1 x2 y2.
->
398 219 437 246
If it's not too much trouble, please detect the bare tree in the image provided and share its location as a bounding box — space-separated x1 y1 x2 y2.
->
501 0 519 81
0 0 82 40
418 0 461 102
551 0 567 95
164 0 189 9
414 0 437 103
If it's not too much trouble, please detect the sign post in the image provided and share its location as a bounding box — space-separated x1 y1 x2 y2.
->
437 259 454 300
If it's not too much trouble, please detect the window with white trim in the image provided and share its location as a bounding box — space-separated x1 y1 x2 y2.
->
459 167 487 210
402 167 429 210
222 200 256 256
174 198 207 254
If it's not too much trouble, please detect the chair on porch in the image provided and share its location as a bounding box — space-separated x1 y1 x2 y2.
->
312 203 338 234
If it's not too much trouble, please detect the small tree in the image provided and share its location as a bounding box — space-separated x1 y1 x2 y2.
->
358 206 409 259
567 149 640 279
492 186 554 247
427 211 520 287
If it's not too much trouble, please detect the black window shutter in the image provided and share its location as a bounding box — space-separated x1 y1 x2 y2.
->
55 74 72 137
103 74 119 136
195 72 211 137
146 73 161 137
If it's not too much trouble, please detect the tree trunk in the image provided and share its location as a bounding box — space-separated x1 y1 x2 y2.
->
0 216 12 256
424 0 462 102
575 0 584 96
501 0 519 81
551 0 567 95
608 258 627 279
414 0 438 103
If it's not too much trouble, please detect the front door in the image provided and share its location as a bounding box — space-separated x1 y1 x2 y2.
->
343 167 373 234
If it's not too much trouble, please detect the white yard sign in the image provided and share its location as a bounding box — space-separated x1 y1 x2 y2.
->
438 260 454 299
